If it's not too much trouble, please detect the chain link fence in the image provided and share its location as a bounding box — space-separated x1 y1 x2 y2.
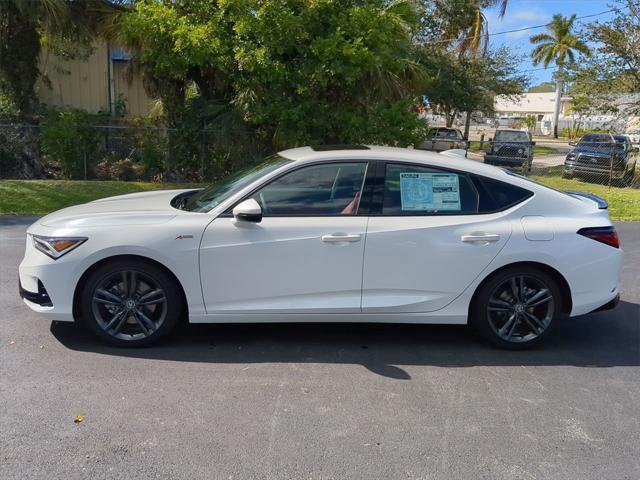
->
1 123 639 190
0 123 263 183
469 134 639 189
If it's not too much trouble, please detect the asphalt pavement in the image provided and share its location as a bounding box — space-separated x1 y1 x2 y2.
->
1 218 638 480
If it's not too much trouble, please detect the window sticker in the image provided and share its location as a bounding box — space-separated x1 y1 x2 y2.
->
399 173 461 211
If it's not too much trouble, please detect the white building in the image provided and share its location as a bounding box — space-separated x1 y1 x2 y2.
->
494 92 639 135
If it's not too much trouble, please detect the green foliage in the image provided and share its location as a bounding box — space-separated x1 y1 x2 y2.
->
530 14 590 68
419 47 527 125
517 115 537 132
40 109 105 178
528 82 555 93
118 0 428 153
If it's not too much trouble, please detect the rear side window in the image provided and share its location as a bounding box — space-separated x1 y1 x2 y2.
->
382 164 479 215
471 175 533 212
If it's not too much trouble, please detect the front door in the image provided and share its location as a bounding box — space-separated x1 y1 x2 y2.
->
200 162 369 314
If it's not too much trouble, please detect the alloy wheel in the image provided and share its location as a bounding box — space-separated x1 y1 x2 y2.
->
486 275 555 343
91 270 167 341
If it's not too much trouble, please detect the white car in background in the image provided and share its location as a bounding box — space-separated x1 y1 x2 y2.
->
19 146 623 349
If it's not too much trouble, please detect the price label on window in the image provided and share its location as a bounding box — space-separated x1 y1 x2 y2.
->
399 173 461 211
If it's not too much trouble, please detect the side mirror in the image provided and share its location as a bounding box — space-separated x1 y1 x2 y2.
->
531 141 536 146
488 137 493 142
233 198 262 223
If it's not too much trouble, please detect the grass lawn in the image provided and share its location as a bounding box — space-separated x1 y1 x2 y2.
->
1 178 638 221
0 180 203 216
468 141 557 157
531 175 640 221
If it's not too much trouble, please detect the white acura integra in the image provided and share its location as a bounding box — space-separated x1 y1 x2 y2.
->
19 146 623 349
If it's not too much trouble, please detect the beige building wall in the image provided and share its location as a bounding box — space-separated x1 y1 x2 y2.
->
36 41 151 117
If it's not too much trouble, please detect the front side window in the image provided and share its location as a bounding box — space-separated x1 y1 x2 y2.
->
382 164 479 215
184 155 292 212
251 162 367 216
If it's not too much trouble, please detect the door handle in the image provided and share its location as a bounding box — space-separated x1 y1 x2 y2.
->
461 233 501 243
321 233 361 243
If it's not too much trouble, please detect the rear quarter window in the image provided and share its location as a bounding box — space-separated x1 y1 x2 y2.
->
471 175 533 212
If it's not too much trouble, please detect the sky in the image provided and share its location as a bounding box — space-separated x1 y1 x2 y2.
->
484 0 617 86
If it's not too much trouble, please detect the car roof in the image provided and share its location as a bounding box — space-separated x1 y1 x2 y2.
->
277 145 512 178
495 128 528 133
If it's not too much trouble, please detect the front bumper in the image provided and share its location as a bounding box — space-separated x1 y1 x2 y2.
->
19 234 78 322
563 162 625 179
484 155 529 166
19 280 53 307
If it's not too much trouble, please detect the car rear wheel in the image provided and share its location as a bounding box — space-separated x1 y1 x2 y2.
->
79 259 183 347
471 266 562 349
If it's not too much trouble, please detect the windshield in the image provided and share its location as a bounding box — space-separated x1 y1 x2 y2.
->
578 133 614 148
494 131 529 142
183 155 292 212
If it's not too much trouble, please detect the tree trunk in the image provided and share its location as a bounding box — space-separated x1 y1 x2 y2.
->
464 111 472 139
553 66 564 138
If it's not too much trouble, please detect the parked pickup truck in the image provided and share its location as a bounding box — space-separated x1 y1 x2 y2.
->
484 129 535 174
563 133 638 186
417 127 468 153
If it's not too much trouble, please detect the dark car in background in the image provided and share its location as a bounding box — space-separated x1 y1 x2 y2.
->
417 127 468 152
484 129 535 173
563 133 638 185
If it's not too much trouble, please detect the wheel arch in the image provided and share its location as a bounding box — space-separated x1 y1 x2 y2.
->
469 261 573 317
72 254 189 322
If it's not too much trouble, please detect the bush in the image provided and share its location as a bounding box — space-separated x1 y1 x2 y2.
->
96 158 146 181
40 109 105 179
561 127 608 139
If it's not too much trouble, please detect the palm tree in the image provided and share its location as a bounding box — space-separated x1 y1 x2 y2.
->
459 0 509 56
530 14 591 137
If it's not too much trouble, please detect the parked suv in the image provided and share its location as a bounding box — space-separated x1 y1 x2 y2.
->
484 129 535 173
563 133 638 185
418 127 468 152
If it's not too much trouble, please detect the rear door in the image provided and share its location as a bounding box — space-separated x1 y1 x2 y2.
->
361 162 517 313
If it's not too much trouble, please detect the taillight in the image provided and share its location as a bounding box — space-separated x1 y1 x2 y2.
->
577 226 619 248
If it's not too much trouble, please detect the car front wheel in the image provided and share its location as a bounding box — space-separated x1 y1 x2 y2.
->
471 267 562 349
79 258 184 347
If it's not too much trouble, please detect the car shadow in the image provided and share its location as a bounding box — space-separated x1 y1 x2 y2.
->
50 300 639 380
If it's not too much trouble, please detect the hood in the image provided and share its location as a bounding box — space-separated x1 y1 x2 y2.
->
570 144 618 156
38 189 192 228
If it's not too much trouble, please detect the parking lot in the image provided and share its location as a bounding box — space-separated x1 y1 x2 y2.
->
1 218 638 480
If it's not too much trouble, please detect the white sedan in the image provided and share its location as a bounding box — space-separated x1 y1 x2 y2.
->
19 146 623 349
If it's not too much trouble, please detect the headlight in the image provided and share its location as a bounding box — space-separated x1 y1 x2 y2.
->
32 235 87 260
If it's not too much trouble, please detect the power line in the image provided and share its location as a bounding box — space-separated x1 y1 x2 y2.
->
420 3 638 47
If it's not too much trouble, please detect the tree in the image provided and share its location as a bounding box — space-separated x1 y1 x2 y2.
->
528 81 555 93
566 1 640 120
0 0 125 115
530 14 591 137
419 47 527 127
119 0 429 154
458 0 509 56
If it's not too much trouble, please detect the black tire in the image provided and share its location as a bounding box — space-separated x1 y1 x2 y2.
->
79 258 184 347
470 266 563 350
